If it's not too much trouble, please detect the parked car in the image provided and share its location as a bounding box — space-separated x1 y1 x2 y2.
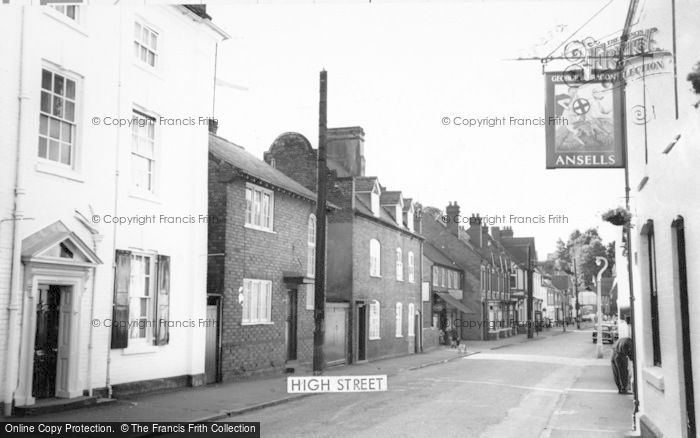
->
592 324 619 344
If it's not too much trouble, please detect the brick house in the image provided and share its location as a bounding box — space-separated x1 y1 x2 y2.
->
265 128 423 365
490 226 538 333
422 242 474 349
207 130 323 381
420 203 517 341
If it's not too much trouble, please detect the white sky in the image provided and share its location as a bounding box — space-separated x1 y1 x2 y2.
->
208 0 631 257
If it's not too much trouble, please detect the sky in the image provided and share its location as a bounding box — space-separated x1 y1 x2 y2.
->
207 0 631 258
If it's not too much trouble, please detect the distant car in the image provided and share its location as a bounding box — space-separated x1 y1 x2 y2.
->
582 313 596 322
592 324 619 344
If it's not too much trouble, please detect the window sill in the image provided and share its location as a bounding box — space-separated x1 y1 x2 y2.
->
121 342 158 355
395 335 403 338
643 366 664 392
241 321 274 326
370 275 382 279
129 188 161 204
133 60 164 81
369 337 381 341
244 224 276 234
43 8 89 37
408 334 415 337
35 161 85 183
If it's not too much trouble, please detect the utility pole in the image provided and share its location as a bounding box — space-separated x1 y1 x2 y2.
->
526 245 533 339
313 70 328 375
573 258 580 329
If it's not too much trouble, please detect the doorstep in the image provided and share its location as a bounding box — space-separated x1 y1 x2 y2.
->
13 396 117 417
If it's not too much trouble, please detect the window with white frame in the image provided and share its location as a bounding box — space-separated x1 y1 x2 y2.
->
39 69 77 167
408 251 415 283
49 4 80 22
242 279 272 324
371 187 380 217
407 303 415 336
396 248 403 281
441 268 446 287
307 214 316 278
370 239 381 277
432 266 439 286
131 111 155 191
395 302 403 337
369 301 380 339
134 21 158 67
305 284 314 310
129 254 154 340
245 184 274 232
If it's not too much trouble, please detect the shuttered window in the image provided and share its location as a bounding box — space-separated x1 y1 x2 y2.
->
242 279 272 324
407 251 415 283
111 250 170 349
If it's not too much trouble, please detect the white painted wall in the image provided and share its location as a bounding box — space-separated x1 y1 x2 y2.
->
0 4 224 405
625 1 700 436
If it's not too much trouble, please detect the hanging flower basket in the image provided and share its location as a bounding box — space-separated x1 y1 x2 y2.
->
602 207 632 226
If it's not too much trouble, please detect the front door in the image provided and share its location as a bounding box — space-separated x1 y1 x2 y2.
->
204 296 221 384
33 285 61 399
356 303 367 362
286 290 297 361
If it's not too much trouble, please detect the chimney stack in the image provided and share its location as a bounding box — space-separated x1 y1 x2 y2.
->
445 201 460 236
491 226 501 241
501 226 514 238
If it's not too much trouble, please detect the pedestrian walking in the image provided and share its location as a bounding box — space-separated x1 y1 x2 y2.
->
611 337 634 393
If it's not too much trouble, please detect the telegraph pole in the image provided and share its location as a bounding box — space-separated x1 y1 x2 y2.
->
573 258 580 329
313 70 328 374
527 245 534 339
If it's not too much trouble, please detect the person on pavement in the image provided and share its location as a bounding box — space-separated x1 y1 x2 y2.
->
611 337 634 394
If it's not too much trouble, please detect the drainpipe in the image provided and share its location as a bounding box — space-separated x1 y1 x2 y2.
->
85 232 103 397
4 6 30 417
104 3 126 400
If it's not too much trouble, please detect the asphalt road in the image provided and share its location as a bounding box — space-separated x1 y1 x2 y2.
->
228 330 634 438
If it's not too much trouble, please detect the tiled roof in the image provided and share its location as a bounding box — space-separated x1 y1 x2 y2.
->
209 133 317 202
424 243 458 268
354 176 379 192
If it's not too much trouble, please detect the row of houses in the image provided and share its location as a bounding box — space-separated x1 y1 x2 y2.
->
0 2 553 415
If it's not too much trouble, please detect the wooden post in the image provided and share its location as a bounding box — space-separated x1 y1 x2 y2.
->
313 70 328 374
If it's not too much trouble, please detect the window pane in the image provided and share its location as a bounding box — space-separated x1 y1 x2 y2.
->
39 115 48 135
41 70 52 90
65 101 75 122
41 92 51 113
134 22 141 40
53 75 64 96
253 191 262 226
142 27 149 44
52 96 64 118
147 51 155 67
38 137 47 158
60 121 72 142
141 46 148 62
60 144 71 165
48 140 59 161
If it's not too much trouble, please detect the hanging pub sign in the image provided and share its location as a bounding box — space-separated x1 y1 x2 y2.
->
545 70 624 169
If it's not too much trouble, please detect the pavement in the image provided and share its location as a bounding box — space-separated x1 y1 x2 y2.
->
8 326 635 437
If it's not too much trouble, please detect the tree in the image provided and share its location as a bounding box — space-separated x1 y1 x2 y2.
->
553 228 611 290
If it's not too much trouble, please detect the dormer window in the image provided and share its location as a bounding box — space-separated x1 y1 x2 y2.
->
406 204 415 232
371 185 380 217
395 205 402 226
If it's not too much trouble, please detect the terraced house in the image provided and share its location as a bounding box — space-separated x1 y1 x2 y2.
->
0 4 226 415
207 129 323 381
265 127 423 365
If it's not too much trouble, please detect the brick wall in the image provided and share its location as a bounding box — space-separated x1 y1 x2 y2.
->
210 163 317 380
352 216 422 361
264 133 317 193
